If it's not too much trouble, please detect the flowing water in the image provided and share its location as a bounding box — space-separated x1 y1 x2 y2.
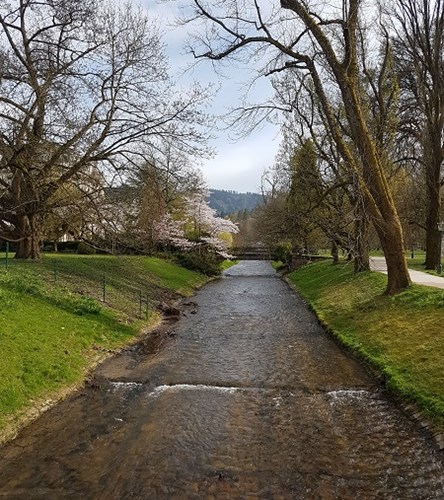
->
1 261 443 499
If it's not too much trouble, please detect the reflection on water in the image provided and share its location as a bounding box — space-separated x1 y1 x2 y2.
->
0 260 443 498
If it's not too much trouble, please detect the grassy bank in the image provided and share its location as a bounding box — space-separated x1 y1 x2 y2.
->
288 260 444 427
0 254 211 442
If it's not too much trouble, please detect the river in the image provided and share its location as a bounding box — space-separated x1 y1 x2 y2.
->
0 261 443 498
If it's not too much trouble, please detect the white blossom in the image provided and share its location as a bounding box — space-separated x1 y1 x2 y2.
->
153 191 238 255
153 213 192 250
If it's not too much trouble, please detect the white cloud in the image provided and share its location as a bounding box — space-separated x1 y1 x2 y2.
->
137 0 282 193
201 125 280 193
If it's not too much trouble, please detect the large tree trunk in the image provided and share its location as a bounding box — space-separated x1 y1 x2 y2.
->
425 196 441 270
375 216 410 294
331 240 339 264
424 141 442 270
340 85 410 292
353 213 370 273
14 214 42 260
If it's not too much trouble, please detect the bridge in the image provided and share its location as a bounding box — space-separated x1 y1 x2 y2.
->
232 246 270 260
232 247 331 267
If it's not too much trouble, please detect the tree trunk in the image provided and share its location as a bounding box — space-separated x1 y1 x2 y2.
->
331 240 339 264
351 191 370 272
339 85 410 292
14 214 42 260
353 214 370 273
375 218 410 294
425 210 441 270
424 146 442 270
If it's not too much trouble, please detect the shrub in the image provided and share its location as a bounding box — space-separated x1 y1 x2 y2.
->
77 242 96 255
272 241 293 267
1 272 45 295
57 241 80 253
175 250 221 276
0 242 16 252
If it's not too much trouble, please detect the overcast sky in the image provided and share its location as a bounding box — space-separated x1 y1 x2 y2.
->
139 1 281 193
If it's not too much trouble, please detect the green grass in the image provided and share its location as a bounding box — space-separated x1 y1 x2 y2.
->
289 260 444 426
0 253 209 318
0 253 210 441
0 292 136 426
136 256 209 295
220 259 239 271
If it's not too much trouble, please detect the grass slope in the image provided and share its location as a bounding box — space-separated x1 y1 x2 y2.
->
289 260 444 426
0 254 209 441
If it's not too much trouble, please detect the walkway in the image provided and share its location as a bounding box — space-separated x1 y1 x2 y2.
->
370 256 444 289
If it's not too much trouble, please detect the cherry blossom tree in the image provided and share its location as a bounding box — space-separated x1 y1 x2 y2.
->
153 212 195 251
184 191 238 237
154 189 238 257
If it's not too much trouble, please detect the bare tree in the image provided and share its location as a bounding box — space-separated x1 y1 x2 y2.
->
182 0 410 293
389 0 444 269
0 0 208 259
273 70 371 270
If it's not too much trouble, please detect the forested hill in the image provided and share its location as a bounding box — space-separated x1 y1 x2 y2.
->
209 189 263 217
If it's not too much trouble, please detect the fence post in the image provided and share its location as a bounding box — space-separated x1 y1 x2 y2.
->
145 294 149 319
102 274 106 302
139 289 142 318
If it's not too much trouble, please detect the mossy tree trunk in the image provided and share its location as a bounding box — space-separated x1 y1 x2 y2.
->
331 240 339 264
424 142 442 270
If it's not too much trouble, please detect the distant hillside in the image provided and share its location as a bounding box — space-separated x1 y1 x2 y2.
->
209 189 263 217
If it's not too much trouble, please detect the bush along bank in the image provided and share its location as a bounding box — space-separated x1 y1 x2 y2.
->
0 254 227 443
288 260 444 435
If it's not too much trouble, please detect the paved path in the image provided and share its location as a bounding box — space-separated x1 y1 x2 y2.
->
370 256 444 289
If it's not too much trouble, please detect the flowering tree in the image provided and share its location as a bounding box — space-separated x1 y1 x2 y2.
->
153 213 195 251
154 190 238 257
184 191 238 238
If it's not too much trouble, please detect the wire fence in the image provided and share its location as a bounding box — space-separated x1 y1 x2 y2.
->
0 251 164 320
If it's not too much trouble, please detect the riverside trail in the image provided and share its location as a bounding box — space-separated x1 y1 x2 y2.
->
0 261 443 498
